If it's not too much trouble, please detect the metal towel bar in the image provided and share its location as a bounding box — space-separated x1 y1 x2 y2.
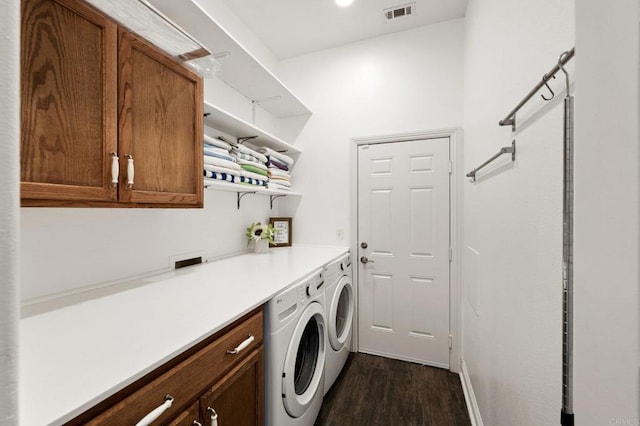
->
499 47 575 131
466 140 516 182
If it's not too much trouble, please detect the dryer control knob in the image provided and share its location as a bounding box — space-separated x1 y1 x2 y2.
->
306 284 317 297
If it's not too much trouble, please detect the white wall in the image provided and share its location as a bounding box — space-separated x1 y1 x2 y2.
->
1 0 20 423
276 20 464 246
574 0 640 423
21 192 278 301
462 0 574 425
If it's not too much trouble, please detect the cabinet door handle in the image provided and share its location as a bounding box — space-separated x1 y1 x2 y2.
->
110 153 119 187
226 334 254 355
135 394 174 426
193 422 202 426
207 407 218 426
126 155 134 188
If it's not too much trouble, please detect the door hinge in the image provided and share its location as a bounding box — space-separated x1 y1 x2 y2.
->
449 247 453 262
448 334 453 349
448 161 453 174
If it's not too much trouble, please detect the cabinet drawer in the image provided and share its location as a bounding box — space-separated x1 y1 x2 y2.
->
85 310 263 425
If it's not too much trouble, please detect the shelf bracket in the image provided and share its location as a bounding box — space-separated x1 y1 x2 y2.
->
237 136 258 145
270 194 287 210
237 191 257 209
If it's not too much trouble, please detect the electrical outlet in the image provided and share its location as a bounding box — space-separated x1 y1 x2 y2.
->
336 229 344 241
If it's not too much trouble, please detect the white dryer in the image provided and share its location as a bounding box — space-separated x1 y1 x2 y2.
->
265 269 326 426
323 253 354 395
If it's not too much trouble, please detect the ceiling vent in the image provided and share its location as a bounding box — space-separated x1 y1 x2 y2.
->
384 3 415 20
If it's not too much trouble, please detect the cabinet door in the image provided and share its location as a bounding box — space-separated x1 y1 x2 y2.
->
200 348 264 426
118 29 203 206
168 401 200 426
21 0 117 203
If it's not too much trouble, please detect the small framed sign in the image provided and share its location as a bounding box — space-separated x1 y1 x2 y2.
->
270 217 292 247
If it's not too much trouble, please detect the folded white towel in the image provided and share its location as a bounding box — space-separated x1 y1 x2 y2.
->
267 182 291 191
267 168 290 179
231 144 268 163
204 134 232 151
268 176 291 186
203 155 241 170
232 149 264 165
204 164 241 177
259 147 293 166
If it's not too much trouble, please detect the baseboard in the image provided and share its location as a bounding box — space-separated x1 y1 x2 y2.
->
358 348 449 370
460 359 483 426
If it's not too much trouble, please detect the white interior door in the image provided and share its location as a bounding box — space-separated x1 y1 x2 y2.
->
357 137 450 367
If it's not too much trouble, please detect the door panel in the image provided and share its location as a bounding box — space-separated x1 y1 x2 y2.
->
118 29 203 205
371 273 394 331
358 138 450 367
21 0 117 202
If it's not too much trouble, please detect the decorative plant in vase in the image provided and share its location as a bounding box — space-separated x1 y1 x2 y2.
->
246 222 275 253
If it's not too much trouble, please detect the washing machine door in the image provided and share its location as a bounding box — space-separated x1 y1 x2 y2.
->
328 275 354 351
282 301 326 418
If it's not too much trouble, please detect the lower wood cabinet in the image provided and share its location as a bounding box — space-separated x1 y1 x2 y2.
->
167 401 199 426
200 348 264 426
66 307 264 426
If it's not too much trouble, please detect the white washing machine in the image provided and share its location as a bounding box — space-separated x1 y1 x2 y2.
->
265 269 326 426
323 253 354 395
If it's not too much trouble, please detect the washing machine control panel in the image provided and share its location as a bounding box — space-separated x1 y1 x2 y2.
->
297 270 323 304
341 254 352 271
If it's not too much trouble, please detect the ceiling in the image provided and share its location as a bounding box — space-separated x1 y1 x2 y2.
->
220 0 469 60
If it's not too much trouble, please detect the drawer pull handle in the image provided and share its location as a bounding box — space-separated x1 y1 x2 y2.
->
110 153 119 187
126 155 134 188
207 407 219 426
135 394 174 426
193 422 202 426
226 334 254 355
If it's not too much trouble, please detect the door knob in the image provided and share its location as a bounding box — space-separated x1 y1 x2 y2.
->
360 256 374 264
360 242 368 249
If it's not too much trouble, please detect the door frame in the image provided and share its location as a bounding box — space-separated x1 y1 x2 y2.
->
350 128 463 373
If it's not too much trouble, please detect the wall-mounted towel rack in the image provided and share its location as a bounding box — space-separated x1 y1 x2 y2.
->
466 140 516 182
499 47 575 131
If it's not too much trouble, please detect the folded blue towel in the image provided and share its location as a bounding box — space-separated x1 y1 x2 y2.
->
204 170 236 183
204 148 236 163
239 176 267 186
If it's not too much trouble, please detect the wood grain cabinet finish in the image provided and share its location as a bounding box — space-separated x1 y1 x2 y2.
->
68 308 264 426
21 0 204 207
21 0 118 202
118 29 203 206
200 348 264 426
167 401 200 426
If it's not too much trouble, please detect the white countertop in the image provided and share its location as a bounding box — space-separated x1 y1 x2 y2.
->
19 245 348 426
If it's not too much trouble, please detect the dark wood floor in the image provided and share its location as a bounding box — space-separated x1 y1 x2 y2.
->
316 353 471 426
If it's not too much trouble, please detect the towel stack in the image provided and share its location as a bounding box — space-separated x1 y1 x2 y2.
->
203 134 241 184
260 147 294 192
230 143 269 187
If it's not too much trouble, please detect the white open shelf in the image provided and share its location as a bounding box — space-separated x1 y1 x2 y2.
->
203 101 301 156
204 178 301 209
204 179 301 197
148 0 311 118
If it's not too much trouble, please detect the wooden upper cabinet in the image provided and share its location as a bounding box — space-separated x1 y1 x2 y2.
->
21 0 117 202
118 29 203 206
21 0 204 207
